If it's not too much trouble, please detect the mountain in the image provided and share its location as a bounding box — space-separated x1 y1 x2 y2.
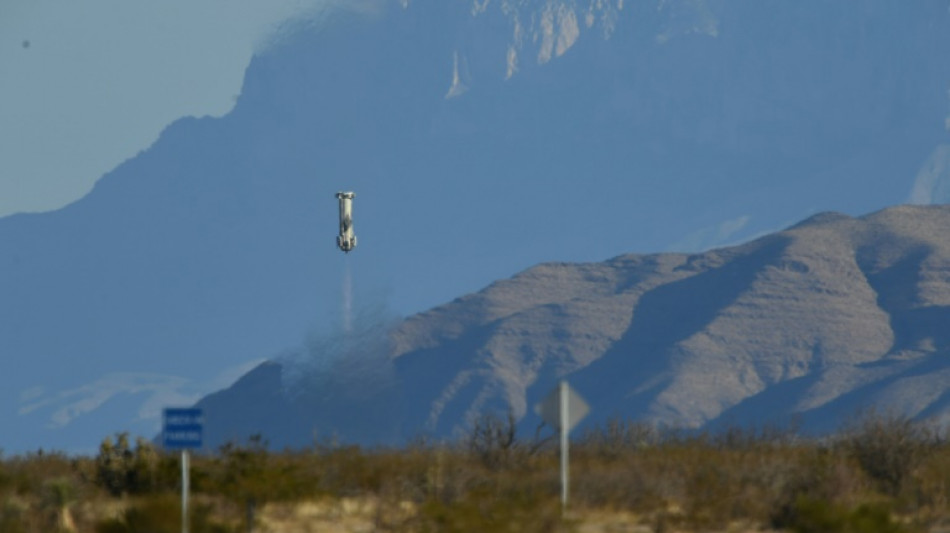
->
2 0 950 452
200 204 950 448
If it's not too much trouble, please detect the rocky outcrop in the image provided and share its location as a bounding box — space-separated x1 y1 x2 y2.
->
203 205 950 447
390 205 950 437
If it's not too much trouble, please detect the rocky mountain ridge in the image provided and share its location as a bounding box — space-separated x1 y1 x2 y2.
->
200 204 950 448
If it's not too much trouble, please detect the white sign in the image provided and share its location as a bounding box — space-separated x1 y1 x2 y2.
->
536 381 589 431
534 380 590 512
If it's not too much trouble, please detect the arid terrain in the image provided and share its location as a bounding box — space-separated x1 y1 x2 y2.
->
3 413 950 532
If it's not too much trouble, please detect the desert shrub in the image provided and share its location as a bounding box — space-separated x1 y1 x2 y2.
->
0 452 88 532
417 481 568 533
839 412 937 497
578 418 656 460
40 477 77 532
95 433 167 496
214 435 269 496
573 424 865 529
313 444 384 496
0 496 29 533
710 421 803 451
773 495 910 533
206 435 331 529
571 452 664 510
95 434 132 496
912 447 950 514
210 435 272 529
467 411 523 469
665 444 808 529
353 445 440 508
94 495 230 533
8 419 950 530
3 450 74 496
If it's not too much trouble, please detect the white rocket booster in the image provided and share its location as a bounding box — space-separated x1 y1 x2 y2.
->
336 191 356 253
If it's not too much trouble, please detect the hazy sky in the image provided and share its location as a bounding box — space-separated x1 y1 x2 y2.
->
0 0 336 218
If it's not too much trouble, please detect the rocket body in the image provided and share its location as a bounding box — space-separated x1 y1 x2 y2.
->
336 191 357 253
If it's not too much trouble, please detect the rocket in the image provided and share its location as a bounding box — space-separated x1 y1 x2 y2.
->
335 191 357 253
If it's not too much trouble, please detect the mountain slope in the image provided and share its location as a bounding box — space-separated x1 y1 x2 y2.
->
3 0 950 452
201 205 950 447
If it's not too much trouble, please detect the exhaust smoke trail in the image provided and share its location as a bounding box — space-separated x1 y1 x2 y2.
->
278 298 403 444
342 258 353 334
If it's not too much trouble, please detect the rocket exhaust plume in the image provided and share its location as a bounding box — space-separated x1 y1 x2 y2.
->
278 298 402 444
342 259 353 334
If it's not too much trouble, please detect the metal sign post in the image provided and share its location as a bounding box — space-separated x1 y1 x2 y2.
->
181 449 190 533
535 380 589 512
164 408 203 533
559 381 570 509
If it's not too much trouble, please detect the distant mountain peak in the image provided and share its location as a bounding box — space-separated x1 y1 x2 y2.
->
400 0 641 83
787 211 853 230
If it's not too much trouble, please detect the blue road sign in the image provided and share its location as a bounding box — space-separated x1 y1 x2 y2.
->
163 408 203 450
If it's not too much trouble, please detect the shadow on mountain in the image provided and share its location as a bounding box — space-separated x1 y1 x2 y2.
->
572 235 791 422
706 372 823 433
393 320 513 439
748 349 950 435
858 244 950 352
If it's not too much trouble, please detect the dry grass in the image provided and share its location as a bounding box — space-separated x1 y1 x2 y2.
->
0 413 947 531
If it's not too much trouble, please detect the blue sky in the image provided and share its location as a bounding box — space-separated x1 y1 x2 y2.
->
0 0 339 218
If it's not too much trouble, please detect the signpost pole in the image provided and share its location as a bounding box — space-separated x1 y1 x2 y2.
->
164 407 202 533
559 380 569 512
182 450 190 533
535 381 588 516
